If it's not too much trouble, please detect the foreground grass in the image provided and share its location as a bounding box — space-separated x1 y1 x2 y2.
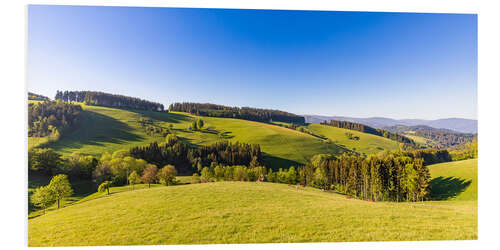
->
28 181 477 246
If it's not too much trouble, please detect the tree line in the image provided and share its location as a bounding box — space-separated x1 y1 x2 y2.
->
29 148 98 180
187 148 451 202
28 92 50 101
320 120 416 145
449 140 478 161
169 102 305 124
55 90 165 112
28 101 82 138
129 136 264 175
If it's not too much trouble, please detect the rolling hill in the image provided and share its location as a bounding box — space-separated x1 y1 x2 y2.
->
304 115 477 133
305 124 401 155
28 161 478 246
32 103 354 169
29 103 411 169
427 159 477 201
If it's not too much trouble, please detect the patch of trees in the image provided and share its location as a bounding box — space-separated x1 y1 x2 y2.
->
28 92 50 101
93 153 179 191
289 153 431 202
55 90 165 112
345 132 360 141
321 120 415 145
138 118 172 136
449 140 478 161
198 165 267 182
190 150 440 202
31 174 73 214
129 137 264 175
395 149 452 166
92 150 150 186
169 102 305 124
28 101 82 138
28 148 98 180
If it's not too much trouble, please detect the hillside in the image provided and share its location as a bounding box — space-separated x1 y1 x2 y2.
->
305 124 401 155
304 115 478 133
33 103 353 168
28 181 476 246
428 159 477 201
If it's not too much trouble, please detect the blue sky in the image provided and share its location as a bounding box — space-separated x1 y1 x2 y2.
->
28 5 477 120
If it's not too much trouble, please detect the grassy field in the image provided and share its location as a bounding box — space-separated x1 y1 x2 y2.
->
306 124 401 155
30 104 357 168
28 136 50 150
428 159 477 201
28 182 477 246
28 159 477 246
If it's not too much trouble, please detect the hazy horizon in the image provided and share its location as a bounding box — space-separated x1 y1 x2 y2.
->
28 6 477 120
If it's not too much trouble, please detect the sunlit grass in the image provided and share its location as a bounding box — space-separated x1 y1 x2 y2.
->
28 181 477 246
306 124 400 155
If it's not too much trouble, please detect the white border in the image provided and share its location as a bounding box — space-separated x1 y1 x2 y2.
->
1 1 499 250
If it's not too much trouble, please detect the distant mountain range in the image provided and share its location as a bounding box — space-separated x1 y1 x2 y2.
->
304 115 477 134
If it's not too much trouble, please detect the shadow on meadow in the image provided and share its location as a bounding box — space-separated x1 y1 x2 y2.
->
128 109 192 124
263 153 302 171
430 176 472 200
48 110 145 151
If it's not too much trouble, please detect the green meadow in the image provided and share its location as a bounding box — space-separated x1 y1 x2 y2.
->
428 159 477 201
28 159 477 246
306 123 401 155
36 103 357 168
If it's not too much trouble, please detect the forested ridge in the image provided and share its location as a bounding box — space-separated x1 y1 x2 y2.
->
28 92 50 101
169 102 305 124
28 101 82 138
55 90 165 112
384 125 477 148
321 120 416 145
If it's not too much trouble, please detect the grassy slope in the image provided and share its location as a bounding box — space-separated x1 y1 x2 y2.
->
427 159 477 201
28 181 476 246
33 104 351 168
28 159 478 245
403 131 439 148
306 124 401 155
28 136 49 150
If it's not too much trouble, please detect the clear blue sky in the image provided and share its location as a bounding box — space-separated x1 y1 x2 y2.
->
28 5 477 120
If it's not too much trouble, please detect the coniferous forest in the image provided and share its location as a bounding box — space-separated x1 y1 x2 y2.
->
130 140 264 175
169 102 305 123
55 90 165 112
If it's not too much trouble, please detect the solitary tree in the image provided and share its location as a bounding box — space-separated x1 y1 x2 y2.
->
31 186 55 214
165 134 178 144
48 174 73 209
200 167 212 182
196 119 204 129
191 120 198 130
128 171 141 190
98 181 112 195
157 165 177 186
191 173 201 184
141 164 158 188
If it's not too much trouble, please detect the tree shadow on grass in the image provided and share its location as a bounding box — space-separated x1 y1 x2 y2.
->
263 153 302 171
127 109 191 124
430 176 472 200
48 110 145 151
